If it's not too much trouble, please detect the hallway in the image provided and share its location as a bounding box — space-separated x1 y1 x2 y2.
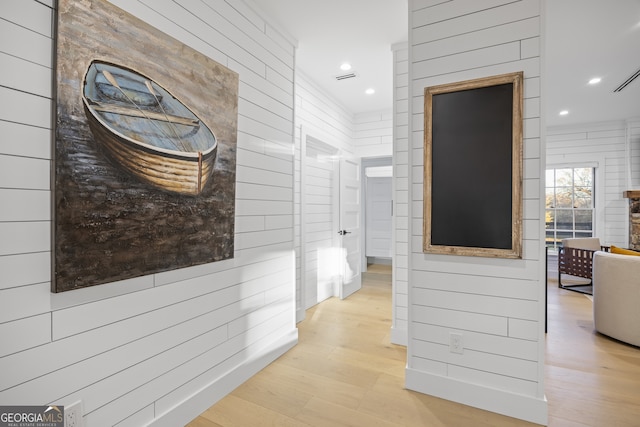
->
188 265 539 426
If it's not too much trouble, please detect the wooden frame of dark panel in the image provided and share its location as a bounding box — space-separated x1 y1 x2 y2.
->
423 72 523 258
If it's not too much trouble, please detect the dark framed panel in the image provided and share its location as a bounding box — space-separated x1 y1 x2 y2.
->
423 72 523 258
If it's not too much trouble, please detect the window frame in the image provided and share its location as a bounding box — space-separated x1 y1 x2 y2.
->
545 166 596 251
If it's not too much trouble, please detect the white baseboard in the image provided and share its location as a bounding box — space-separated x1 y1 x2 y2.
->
390 326 407 346
405 368 548 426
342 280 360 299
149 328 298 427
296 308 306 323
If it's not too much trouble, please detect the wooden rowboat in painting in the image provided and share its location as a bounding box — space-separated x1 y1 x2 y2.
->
82 60 217 196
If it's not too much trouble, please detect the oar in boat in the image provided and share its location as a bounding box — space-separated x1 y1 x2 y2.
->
101 70 184 151
145 80 189 152
90 102 199 127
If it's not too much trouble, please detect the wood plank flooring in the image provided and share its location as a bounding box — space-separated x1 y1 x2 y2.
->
545 276 640 426
188 265 640 426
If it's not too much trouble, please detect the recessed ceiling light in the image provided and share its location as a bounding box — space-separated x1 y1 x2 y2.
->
588 77 602 85
365 88 375 95
340 63 352 71
559 110 569 116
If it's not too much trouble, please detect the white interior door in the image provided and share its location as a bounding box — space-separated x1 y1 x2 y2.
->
339 156 362 299
302 137 339 310
365 176 392 258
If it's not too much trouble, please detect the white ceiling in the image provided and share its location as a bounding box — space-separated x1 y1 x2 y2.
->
258 0 640 127
546 0 640 127
256 0 408 114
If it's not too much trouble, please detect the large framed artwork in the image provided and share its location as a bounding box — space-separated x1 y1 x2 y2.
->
423 72 523 259
53 0 239 292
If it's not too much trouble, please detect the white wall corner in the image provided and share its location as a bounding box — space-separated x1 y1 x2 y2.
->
390 326 407 346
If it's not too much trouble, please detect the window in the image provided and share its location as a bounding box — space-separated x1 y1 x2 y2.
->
545 167 595 250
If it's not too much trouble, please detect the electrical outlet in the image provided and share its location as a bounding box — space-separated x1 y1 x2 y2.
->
65 401 84 427
450 332 464 354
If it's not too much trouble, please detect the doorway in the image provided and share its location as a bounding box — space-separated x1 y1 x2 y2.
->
361 157 393 270
300 133 362 314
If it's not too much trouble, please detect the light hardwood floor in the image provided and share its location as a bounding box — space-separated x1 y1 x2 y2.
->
188 265 640 426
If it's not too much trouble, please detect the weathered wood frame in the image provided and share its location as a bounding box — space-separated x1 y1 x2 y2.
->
423 72 523 258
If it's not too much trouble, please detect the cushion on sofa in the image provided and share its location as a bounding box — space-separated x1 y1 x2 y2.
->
610 245 640 256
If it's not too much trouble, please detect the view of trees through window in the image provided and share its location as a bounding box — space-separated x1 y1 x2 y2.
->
545 167 595 250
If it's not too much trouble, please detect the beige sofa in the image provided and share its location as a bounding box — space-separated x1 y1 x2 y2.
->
593 251 640 347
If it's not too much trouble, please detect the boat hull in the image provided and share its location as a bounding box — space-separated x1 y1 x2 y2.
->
82 60 217 196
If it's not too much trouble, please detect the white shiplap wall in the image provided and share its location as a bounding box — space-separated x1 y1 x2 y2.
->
354 111 393 158
0 1 298 426
293 72 356 320
406 1 547 425
547 121 633 247
629 119 640 189
392 43 409 346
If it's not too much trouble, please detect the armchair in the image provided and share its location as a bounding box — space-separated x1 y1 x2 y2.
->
557 237 609 294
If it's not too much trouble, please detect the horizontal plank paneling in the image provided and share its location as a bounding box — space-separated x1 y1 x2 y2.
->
237 147 292 175
235 227 294 250
0 313 50 357
411 339 538 381
392 45 410 345
0 252 50 290
412 0 539 39
413 41 521 79
449 364 537 396
0 87 51 129
413 0 528 25
84 313 291 425
0 282 50 323
0 221 49 256
413 288 538 321
0 189 50 222
407 1 545 418
413 323 538 359
1 0 53 36
547 121 629 247
412 58 541 105
1 2 297 424
236 199 292 216
232 59 293 107
51 257 288 339
235 215 265 234
236 182 292 201
170 0 294 75
0 121 51 159
0 19 52 66
412 270 538 300
413 17 540 61
413 305 507 336
0 52 52 97
294 70 358 314
236 165 291 187
1 261 291 390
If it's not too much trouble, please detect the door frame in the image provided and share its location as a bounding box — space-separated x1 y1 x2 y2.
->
299 128 341 320
360 156 392 272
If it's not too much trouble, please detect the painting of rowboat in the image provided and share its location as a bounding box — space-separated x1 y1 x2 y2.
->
83 60 217 196
53 0 239 292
